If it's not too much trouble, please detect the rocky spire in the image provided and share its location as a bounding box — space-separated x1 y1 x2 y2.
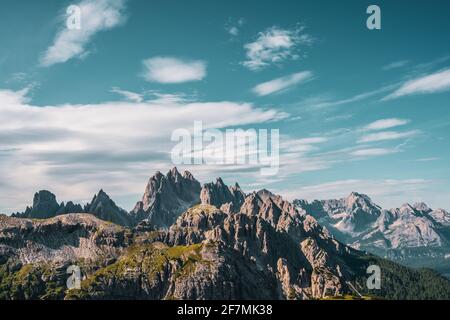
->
200 178 245 212
12 190 83 219
85 189 132 226
130 167 201 228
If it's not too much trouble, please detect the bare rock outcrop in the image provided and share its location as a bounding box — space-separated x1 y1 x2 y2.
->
131 167 201 228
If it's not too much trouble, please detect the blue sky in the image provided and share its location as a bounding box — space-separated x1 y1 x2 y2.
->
1 0 450 212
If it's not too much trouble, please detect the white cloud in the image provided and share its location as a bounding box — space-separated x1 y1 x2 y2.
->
384 68 450 100
351 148 397 157
0 88 287 212
142 57 207 83
382 60 410 71
364 118 410 131
358 130 418 143
242 26 313 71
252 71 313 96
110 87 143 103
40 0 127 67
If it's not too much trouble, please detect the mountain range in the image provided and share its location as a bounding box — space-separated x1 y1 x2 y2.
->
294 193 450 278
1 168 449 300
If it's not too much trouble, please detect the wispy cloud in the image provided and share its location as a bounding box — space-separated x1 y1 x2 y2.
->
383 68 450 100
351 148 398 157
414 157 440 162
252 71 313 96
358 130 419 143
241 25 314 71
382 60 410 71
9 72 28 82
142 57 207 84
364 118 410 131
110 87 143 103
40 0 127 67
305 85 395 109
281 136 327 153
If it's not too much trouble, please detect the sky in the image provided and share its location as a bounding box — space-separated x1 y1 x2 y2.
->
1 0 450 213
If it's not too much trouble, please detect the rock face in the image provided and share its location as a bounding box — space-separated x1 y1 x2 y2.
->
0 214 130 265
200 178 245 213
429 208 450 227
12 190 83 219
56 201 84 215
131 168 201 228
84 190 133 227
294 193 450 277
163 200 352 300
294 192 382 237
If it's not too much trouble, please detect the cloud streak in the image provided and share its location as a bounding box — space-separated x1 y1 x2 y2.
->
382 60 410 71
384 68 450 100
110 87 143 103
358 130 419 143
364 118 410 131
252 71 313 96
351 148 397 157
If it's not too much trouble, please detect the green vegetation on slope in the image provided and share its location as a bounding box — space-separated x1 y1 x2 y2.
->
65 242 209 300
351 255 450 300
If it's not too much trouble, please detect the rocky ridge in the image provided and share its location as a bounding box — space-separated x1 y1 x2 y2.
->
130 167 201 228
294 193 450 277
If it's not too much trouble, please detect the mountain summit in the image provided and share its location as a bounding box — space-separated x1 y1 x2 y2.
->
12 190 83 219
130 167 201 228
84 189 132 226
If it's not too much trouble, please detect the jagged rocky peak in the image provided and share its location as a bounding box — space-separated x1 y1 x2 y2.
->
293 192 383 237
131 167 201 228
56 201 83 215
28 190 60 219
257 188 276 201
345 192 380 211
239 192 264 216
12 190 83 219
200 178 245 212
413 202 432 213
142 167 201 208
239 190 300 222
229 182 246 202
394 203 421 217
85 189 132 227
429 208 450 226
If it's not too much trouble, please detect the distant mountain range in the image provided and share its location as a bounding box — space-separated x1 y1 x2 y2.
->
293 193 450 278
2 168 449 300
